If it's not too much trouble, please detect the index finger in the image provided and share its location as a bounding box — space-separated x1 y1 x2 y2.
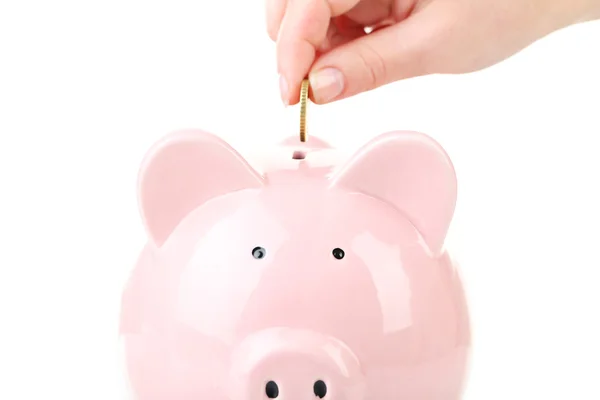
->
277 0 361 105
266 0 287 41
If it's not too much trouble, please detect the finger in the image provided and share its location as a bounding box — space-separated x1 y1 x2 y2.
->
344 0 393 26
319 16 366 52
365 18 395 33
266 0 288 41
309 4 451 103
276 0 361 105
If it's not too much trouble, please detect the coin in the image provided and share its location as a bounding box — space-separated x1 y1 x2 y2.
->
299 79 309 142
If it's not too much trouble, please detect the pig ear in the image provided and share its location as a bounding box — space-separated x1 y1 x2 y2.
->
138 130 264 246
329 131 457 255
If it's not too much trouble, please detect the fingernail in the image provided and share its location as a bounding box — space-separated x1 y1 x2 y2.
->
279 74 289 106
309 68 344 103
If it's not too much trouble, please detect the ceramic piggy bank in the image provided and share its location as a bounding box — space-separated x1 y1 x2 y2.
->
120 130 471 400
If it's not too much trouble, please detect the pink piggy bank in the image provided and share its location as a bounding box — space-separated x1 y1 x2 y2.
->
120 130 471 400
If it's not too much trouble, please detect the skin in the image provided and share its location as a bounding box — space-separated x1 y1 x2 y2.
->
267 0 600 105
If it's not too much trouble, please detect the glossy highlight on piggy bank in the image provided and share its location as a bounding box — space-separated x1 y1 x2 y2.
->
120 130 471 399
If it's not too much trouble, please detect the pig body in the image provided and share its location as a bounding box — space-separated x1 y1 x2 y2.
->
120 131 471 400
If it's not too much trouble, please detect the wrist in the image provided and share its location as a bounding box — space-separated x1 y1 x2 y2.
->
582 0 600 20
529 0 599 35
564 0 600 24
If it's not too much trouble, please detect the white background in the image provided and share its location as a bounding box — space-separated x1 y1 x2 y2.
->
1 1 599 399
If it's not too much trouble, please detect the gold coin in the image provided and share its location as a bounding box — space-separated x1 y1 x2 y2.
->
299 79 309 142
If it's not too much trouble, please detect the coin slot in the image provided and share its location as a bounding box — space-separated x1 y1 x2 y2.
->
292 150 306 160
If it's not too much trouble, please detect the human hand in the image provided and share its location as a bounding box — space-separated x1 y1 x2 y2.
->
267 0 599 105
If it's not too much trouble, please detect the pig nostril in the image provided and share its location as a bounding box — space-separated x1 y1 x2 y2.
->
313 380 327 398
292 150 306 160
265 381 279 398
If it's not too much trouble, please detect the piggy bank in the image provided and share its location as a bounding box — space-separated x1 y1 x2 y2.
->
120 130 471 400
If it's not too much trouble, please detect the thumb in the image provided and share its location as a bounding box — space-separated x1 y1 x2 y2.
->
308 6 448 103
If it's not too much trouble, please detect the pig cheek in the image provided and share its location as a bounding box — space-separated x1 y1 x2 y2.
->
158 254 261 397
173 250 265 343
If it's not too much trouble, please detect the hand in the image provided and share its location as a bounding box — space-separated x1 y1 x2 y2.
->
267 0 599 105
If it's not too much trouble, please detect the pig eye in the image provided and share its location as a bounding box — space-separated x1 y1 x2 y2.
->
332 248 345 260
313 380 327 398
252 246 266 259
265 380 279 398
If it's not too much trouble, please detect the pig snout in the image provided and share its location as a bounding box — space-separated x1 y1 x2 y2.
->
229 328 365 400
